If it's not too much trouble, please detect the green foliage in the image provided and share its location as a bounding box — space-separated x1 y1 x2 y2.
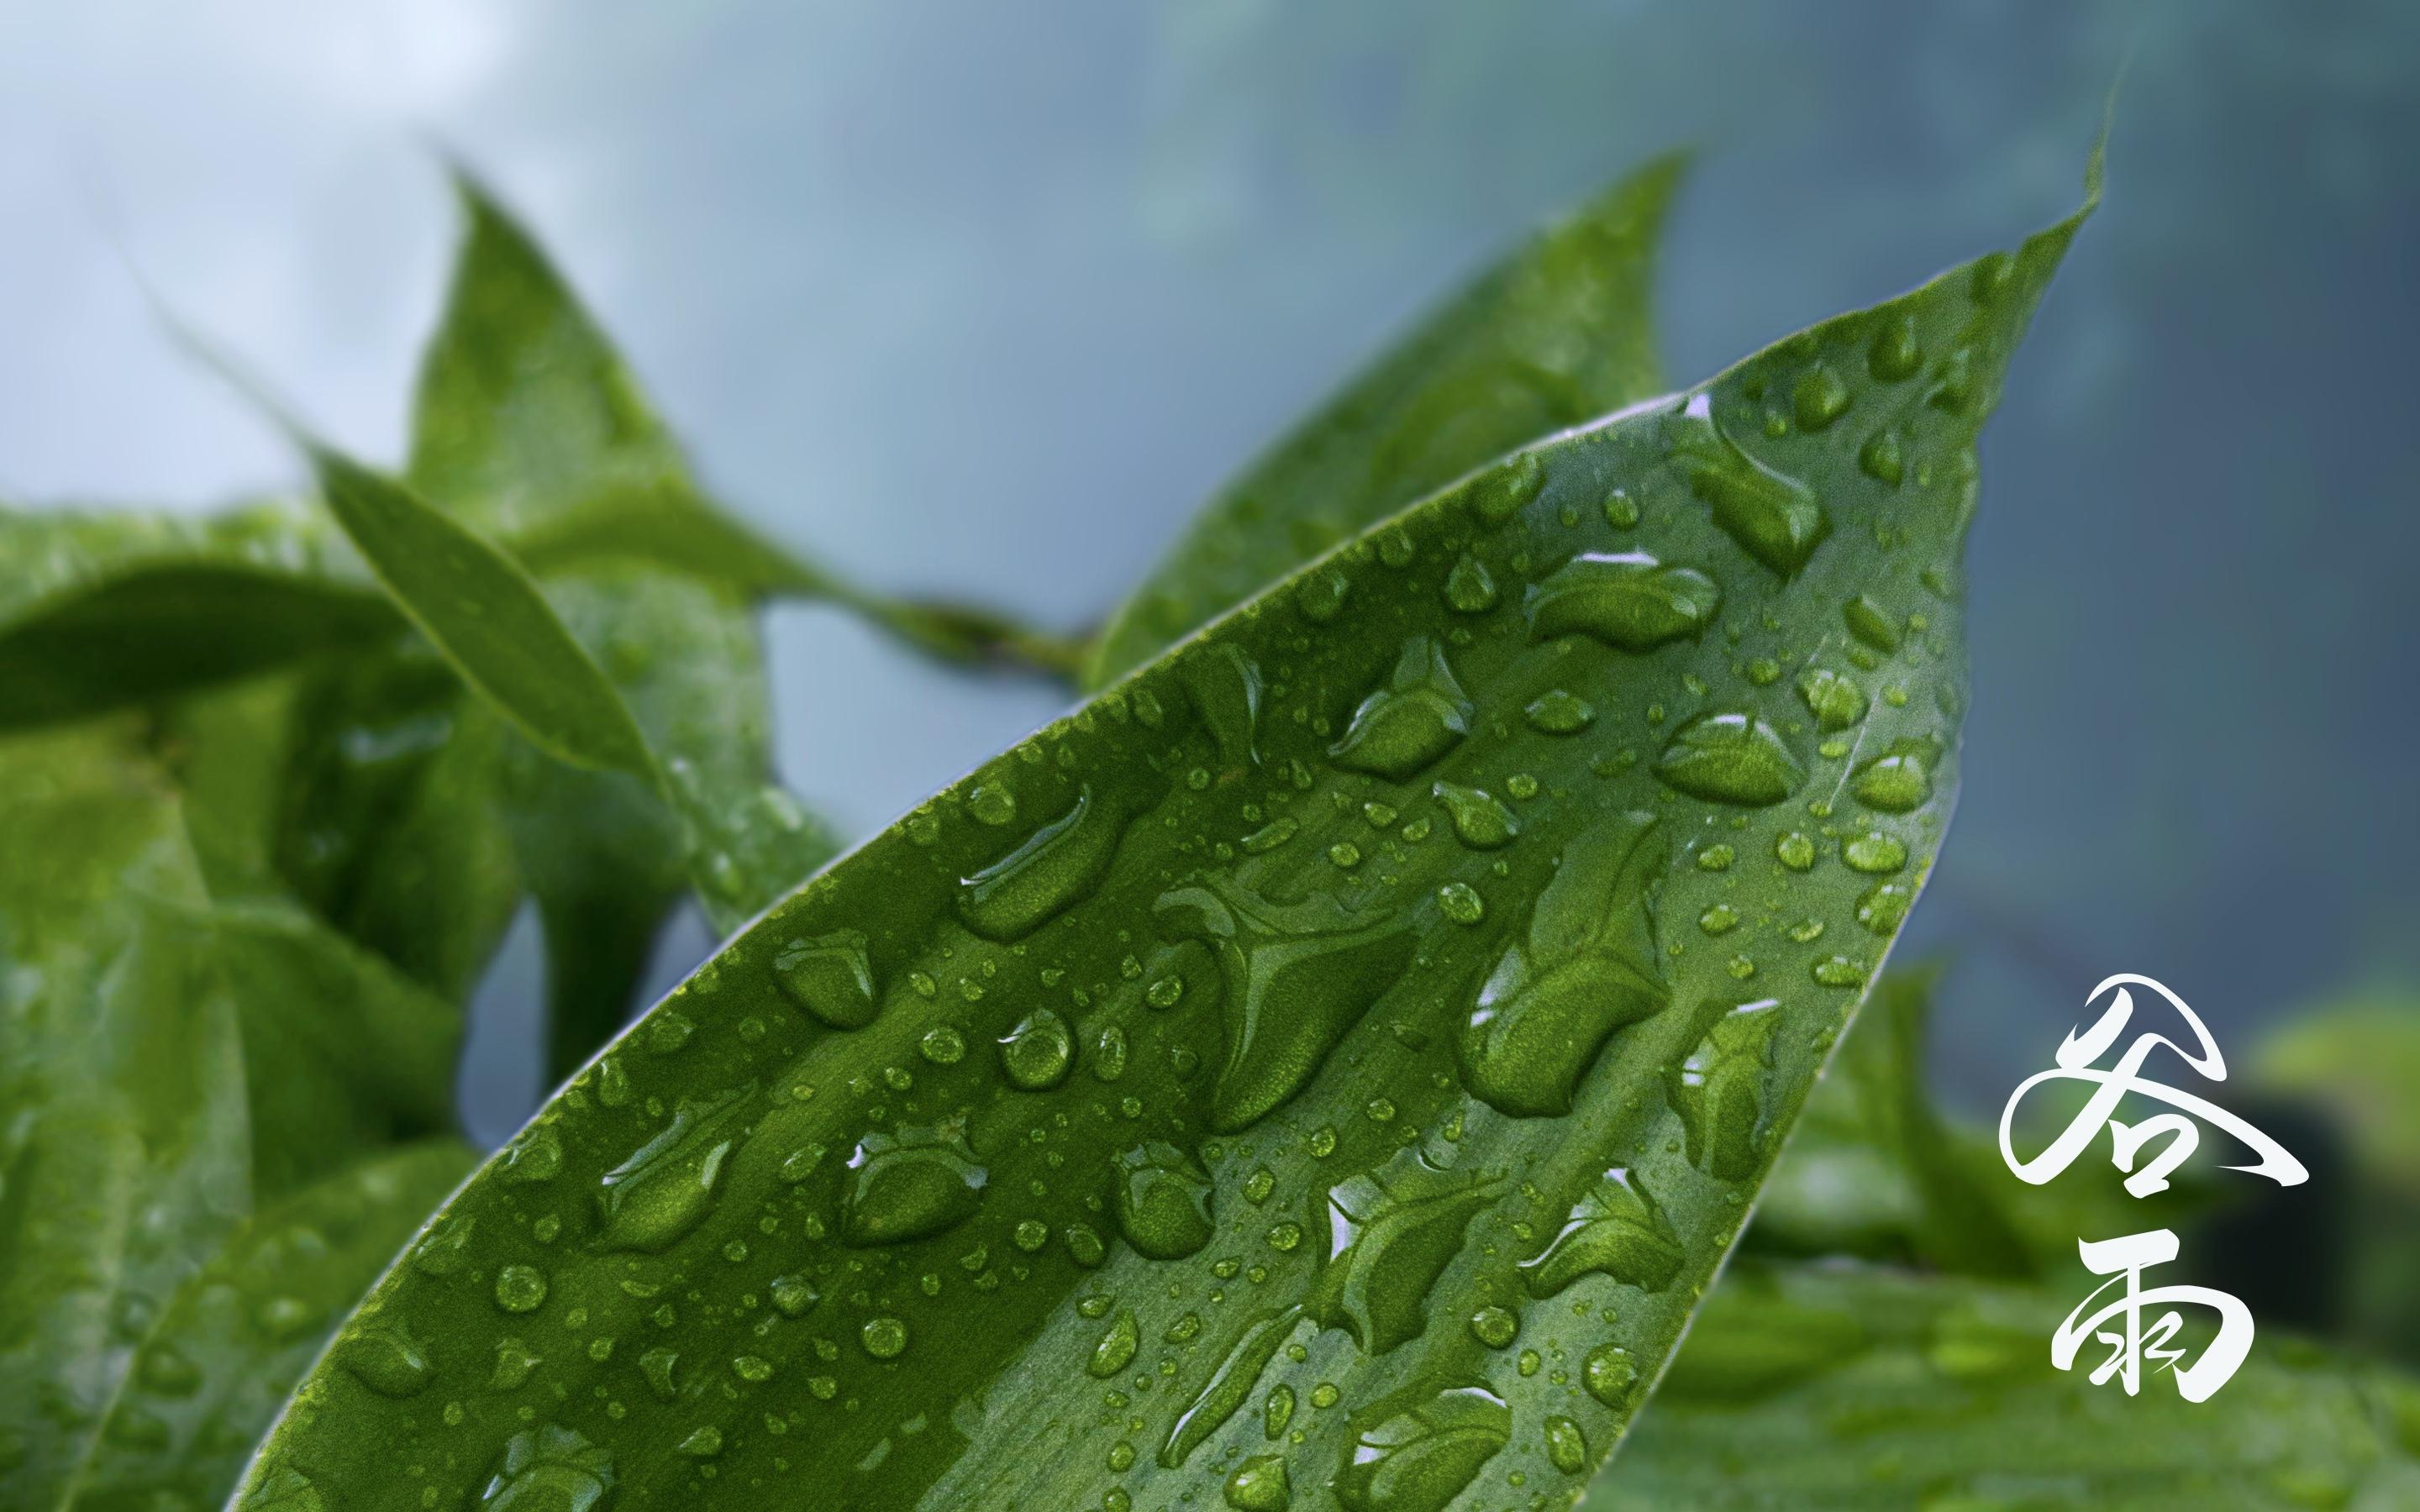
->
229 171 2081 1509
1594 1259 2420 1509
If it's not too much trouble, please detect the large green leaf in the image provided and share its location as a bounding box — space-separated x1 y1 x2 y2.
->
1592 1259 2420 1509
238 187 2082 1509
1086 155 1684 687
0 498 394 732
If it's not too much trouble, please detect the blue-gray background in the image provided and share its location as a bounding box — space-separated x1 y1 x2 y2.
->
4 1 2412 1142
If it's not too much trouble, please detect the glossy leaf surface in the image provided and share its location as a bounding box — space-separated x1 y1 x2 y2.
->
1087 155 1682 686
239 195 2081 1509
1595 1260 2420 1509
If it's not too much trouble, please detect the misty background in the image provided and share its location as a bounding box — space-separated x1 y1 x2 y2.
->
3 0 2413 1142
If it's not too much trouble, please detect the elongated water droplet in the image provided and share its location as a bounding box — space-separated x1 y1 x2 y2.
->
1161 1308 1304 1467
1331 1383 1511 1512
1791 364 1849 431
841 1126 986 1245
1090 1310 1140 1378
1524 552 1721 652
1654 711 1804 806
1519 1167 1684 1297
1843 595 1902 653
1183 644 1265 769
1114 1142 1215 1259
1668 998 1782 1182
478 1426 613 1512
1328 638 1473 780
1671 394 1828 577
1467 450 1545 527
1523 690 1596 734
1460 814 1668 1117
1157 878 1413 1131
1430 780 1518 850
773 928 878 1029
1305 1147 1497 1356
1443 552 1498 613
592 1088 749 1253
960 785 1132 941
339 1326 433 1399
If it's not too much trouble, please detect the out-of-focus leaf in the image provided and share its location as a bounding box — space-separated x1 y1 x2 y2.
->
407 174 831 598
0 716 476 1510
501 567 835 1077
0 498 394 731
0 722 255 1506
2255 991 2420 1190
70 1141 475 1512
1086 155 1684 686
1752 964 2030 1276
302 446 658 781
240 193 2081 1509
1591 1259 2420 1509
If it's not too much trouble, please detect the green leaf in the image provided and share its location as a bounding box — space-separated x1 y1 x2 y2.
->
239 186 2082 1509
0 498 395 732
0 711 478 1511
302 445 659 781
407 173 832 598
68 1141 476 1512
1592 1259 2420 1509
1086 154 1684 687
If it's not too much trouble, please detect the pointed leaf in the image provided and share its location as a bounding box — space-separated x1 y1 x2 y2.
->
238 194 2084 1510
1087 155 1684 685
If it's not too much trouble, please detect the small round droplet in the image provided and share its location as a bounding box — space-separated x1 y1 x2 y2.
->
968 782 1018 827
1583 1343 1638 1407
1843 832 1907 874
1436 882 1486 926
1524 690 1597 734
1812 956 1868 988
493 1265 549 1315
1224 1453 1291 1511
860 1316 909 1359
999 1010 1075 1090
1775 832 1817 871
1469 1305 1518 1349
1544 1415 1590 1475
1698 904 1740 936
919 1025 966 1064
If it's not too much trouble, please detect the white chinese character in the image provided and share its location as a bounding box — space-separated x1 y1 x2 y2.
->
2052 1228 2254 1402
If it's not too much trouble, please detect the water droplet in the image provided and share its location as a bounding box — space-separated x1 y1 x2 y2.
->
1672 396 1828 577
1430 781 1518 850
1332 1384 1511 1512
960 785 1131 941
1523 690 1595 734
489 1336 541 1390
1850 748 1933 812
1775 832 1816 871
1519 1168 1684 1297
732 1353 774 1383
1459 813 1668 1117
1468 1305 1518 1349
1811 955 1868 988
1328 638 1474 780
968 782 1018 827
1297 568 1349 625
1856 881 1914 934
1858 429 1904 486
1090 1310 1140 1378
478 1426 613 1512
918 1024 966 1065
1843 596 1902 653
675 1425 723 1459
773 928 879 1029
1443 553 1498 613
1436 882 1486 926
1791 365 1849 431
592 1088 749 1253
860 1315 909 1359
493 1265 549 1314
1582 1343 1639 1408
1161 1308 1304 1467
1796 668 1867 732
1697 904 1739 936
841 1126 987 1244
1603 488 1641 528
1306 1147 1497 1355
1868 312 1922 381
502 1126 561 1184
1468 451 1545 527
1114 1142 1215 1259
1265 1384 1296 1439
770 1273 819 1317
1225 1453 1292 1510
639 1347 678 1400
999 1009 1076 1090
1842 832 1907 874
339 1326 433 1399
1654 711 1804 806
1669 999 1783 1182
1524 552 1722 652
1156 877 1413 1131
1184 644 1265 770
